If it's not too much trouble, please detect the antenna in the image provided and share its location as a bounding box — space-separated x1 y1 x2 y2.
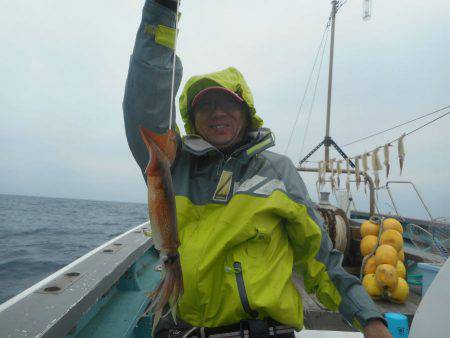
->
362 0 372 21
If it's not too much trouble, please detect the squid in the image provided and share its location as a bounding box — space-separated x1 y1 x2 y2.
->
355 156 361 190
362 153 370 194
337 160 342 188
383 143 391 178
371 148 382 188
330 159 336 192
345 158 350 193
371 148 383 171
362 152 369 172
139 127 183 331
398 134 406 174
318 161 325 188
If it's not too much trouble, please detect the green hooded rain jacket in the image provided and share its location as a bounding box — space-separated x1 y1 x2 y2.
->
123 0 384 330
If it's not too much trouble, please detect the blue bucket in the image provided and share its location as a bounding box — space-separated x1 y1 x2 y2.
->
384 312 409 338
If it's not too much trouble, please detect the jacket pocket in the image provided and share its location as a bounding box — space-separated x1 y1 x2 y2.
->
233 261 258 318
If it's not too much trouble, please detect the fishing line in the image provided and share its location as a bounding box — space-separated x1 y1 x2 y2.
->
284 19 331 155
168 0 180 131
341 105 450 147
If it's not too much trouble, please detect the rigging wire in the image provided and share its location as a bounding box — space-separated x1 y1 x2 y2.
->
168 0 181 131
336 0 347 12
343 110 449 160
284 19 331 155
307 109 450 163
341 105 450 147
403 110 449 138
298 28 330 159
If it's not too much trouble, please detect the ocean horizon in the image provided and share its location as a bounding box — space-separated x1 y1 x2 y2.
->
0 193 148 304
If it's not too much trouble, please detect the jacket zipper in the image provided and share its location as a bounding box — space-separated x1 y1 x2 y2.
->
233 262 258 318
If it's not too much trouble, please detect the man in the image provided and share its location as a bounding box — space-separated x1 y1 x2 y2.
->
123 1 392 337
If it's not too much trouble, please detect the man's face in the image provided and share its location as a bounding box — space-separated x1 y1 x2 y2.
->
193 91 248 149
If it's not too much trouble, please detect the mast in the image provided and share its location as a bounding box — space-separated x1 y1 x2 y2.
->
299 0 354 171
325 0 337 169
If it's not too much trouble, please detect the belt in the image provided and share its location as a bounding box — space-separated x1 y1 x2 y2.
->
166 319 295 338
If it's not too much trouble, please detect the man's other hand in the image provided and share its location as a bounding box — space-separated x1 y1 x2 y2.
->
364 319 393 338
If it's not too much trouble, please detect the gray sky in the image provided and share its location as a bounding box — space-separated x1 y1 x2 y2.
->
1 0 449 219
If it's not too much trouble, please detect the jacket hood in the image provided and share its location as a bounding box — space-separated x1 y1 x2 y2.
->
179 67 264 134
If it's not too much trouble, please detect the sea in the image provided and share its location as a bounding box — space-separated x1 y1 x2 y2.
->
0 194 147 304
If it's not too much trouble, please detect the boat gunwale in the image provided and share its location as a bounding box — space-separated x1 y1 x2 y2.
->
0 221 154 337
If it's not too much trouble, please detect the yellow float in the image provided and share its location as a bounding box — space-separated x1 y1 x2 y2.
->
396 261 406 279
375 264 398 289
382 218 403 234
380 229 404 252
389 277 409 303
362 274 382 299
364 256 377 275
361 219 380 238
360 235 378 256
360 217 408 304
374 244 398 266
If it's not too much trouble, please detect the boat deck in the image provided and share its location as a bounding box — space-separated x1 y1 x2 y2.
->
293 274 421 331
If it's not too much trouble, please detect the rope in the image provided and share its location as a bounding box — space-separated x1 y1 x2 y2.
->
298 28 330 159
168 0 181 131
284 19 331 155
341 105 450 147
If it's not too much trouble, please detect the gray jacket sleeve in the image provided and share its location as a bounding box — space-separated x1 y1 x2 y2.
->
123 0 182 174
280 157 385 329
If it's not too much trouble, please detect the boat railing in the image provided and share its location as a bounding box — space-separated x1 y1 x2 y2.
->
377 180 434 221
